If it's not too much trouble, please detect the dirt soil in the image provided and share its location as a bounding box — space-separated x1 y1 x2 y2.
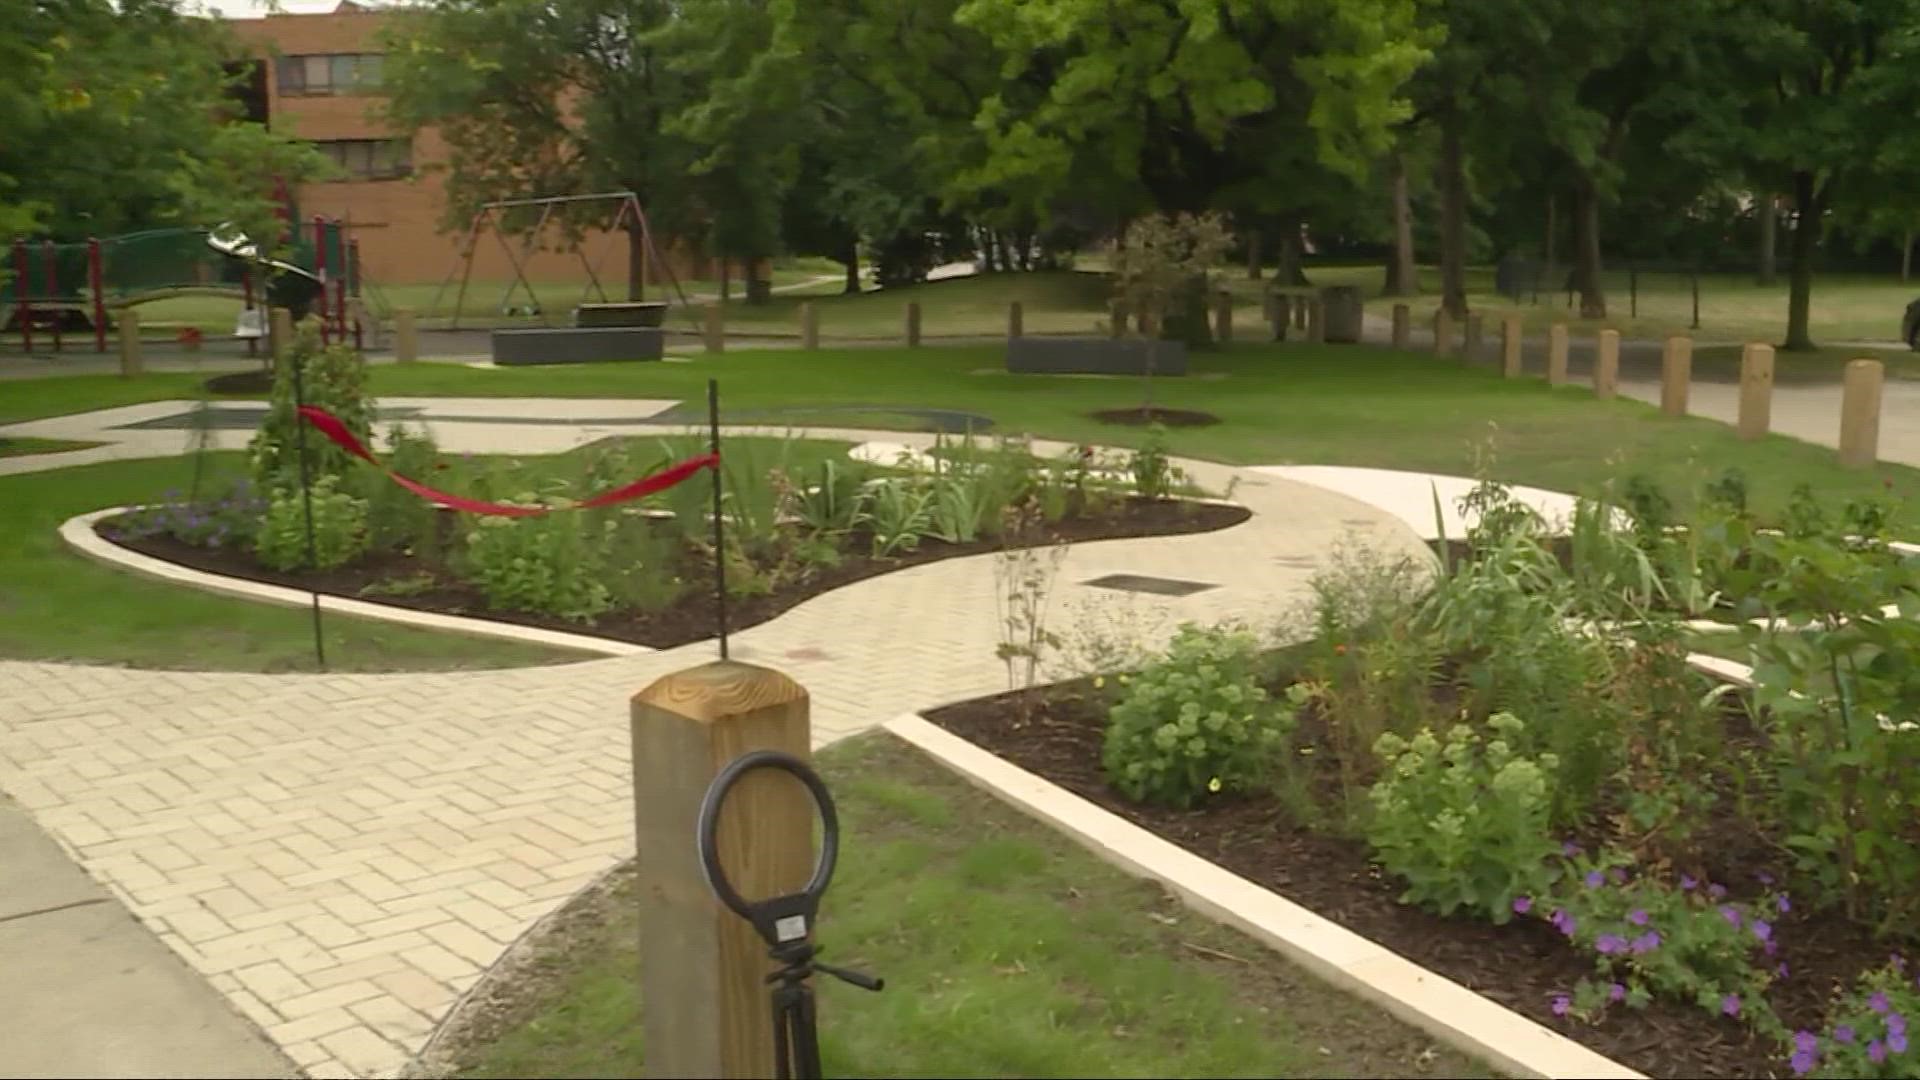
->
924 680 1877 1080
103 498 1249 649
1090 406 1221 428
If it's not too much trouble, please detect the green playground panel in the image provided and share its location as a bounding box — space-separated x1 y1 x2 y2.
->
9 221 355 306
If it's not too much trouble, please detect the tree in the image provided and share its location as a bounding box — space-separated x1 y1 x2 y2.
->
1110 211 1233 412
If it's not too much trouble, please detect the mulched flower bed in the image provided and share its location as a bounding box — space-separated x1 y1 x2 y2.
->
1089 406 1221 427
925 680 1889 1080
99 498 1249 649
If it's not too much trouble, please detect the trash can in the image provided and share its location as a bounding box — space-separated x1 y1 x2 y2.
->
1321 285 1364 344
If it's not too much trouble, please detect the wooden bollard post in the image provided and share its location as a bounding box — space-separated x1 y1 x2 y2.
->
1293 295 1308 330
800 302 819 350
1305 296 1325 343
1547 323 1569 385
1433 309 1454 357
1660 335 1692 416
1839 358 1884 468
905 301 922 347
631 661 813 1079
1500 315 1522 377
704 303 724 353
270 307 294 362
1463 314 1483 359
393 308 419 363
117 308 143 377
1213 290 1232 344
1270 295 1290 342
1108 300 1126 340
1008 300 1023 339
1738 342 1774 440
1391 304 1410 349
1593 329 1620 399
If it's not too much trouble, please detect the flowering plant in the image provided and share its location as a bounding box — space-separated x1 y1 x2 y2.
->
1794 962 1920 1077
111 480 265 549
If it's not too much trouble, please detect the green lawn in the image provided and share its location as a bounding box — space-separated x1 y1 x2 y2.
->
0 436 102 458
0 453 586 672
443 733 1481 1080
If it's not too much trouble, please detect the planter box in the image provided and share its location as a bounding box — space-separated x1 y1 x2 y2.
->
491 327 665 365
573 302 669 328
1007 337 1188 376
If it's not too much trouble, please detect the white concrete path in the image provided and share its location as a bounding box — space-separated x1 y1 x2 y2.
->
0 407 1442 1079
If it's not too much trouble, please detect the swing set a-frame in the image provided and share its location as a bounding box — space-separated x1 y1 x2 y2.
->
428 191 699 331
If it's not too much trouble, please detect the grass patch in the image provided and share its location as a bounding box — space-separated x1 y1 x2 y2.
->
0 436 103 458
0 452 586 672
441 733 1483 1080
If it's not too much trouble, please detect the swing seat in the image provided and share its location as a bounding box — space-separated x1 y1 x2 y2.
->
234 308 266 339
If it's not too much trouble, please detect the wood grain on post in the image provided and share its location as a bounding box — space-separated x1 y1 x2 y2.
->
800 302 819 350
1463 314 1483 359
393 308 419 363
1547 323 1569 385
1008 300 1023 340
704 303 724 354
117 308 142 378
1500 315 1522 377
1432 309 1454 357
1738 342 1775 440
270 306 294 364
1593 329 1620 399
1839 358 1885 468
1660 335 1692 416
1391 304 1410 350
905 301 922 347
631 661 813 1080
1305 296 1325 343
1213 290 1232 344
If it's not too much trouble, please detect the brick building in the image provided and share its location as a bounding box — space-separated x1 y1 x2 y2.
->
224 0 714 290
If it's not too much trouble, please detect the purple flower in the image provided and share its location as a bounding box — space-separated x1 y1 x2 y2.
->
1872 992 1891 1015
1753 919 1773 943
1628 909 1649 926
1721 905 1743 929
1631 930 1663 955
1551 909 1578 937
1779 894 1791 913
1837 1025 1856 1044
1777 962 1791 979
1790 1048 1816 1076
1758 871 1775 885
1889 1013 1907 1038
1513 896 1533 915
1795 1031 1819 1054
1585 870 1605 889
1723 994 1742 1018
1710 883 1728 900
1871 1039 1889 1064
1895 954 1909 974
1562 841 1582 857
1551 994 1571 1017
1681 874 1698 891
1766 939 1779 957
1596 933 1628 956
1609 867 1627 885
1891 1029 1909 1055
1609 982 1627 1003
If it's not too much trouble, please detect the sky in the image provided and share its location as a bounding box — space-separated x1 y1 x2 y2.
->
187 0 396 21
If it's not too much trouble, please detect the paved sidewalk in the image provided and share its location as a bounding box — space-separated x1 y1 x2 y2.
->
0 425 1427 1078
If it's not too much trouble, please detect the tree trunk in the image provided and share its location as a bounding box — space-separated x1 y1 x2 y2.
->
1758 195 1777 286
1784 170 1821 351
626 223 646 301
842 238 861 295
719 256 731 303
1384 153 1418 297
1544 195 1557 300
1246 227 1263 279
1570 180 1607 319
1276 226 1310 286
1438 114 1468 317
1903 229 1912 284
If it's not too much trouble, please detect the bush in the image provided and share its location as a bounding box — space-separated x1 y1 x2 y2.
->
1128 425 1173 501
111 478 265 549
1102 624 1291 808
255 476 370 571
361 423 441 558
462 512 611 621
250 319 374 491
1366 714 1558 922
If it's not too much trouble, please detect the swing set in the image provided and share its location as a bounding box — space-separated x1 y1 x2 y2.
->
428 191 698 331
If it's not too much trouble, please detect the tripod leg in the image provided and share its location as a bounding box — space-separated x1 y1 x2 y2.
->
773 985 794 1080
793 984 824 1080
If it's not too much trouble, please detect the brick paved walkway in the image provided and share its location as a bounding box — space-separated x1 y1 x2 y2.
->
0 416 1429 1078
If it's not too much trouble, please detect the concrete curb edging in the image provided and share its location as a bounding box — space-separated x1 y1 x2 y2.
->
60 508 646 659
882 715 1645 1080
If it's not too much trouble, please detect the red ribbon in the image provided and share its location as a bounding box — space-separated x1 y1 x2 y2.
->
297 405 718 517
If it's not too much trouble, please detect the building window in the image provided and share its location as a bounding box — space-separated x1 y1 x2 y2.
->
277 53 383 96
315 139 412 180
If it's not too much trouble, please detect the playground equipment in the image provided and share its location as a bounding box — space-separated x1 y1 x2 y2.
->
6 216 363 355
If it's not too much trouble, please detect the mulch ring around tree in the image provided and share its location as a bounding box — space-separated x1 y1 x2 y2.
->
924 679 1886 1080
203 369 276 395
99 498 1249 650
1089 406 1221 427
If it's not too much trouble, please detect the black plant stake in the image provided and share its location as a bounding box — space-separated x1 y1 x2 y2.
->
709 377 729 661
290 333 326 671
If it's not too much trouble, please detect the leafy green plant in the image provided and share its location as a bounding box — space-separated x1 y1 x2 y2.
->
1129 425 1174 501
250 320 373 490
994 502 1069 722
111 478 265 549
1102 623 1290 809
1366 714 1558 922
600 512 686 612
462 511 611 621
928 471 988 544
1704 467 1750 515
361 423 442 559
359 571 439 598
1797 962 1920 1077
779 458 871 536
868 478 934 556
255 476 370 572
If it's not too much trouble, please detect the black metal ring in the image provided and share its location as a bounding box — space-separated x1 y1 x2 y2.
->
696 750 839 925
